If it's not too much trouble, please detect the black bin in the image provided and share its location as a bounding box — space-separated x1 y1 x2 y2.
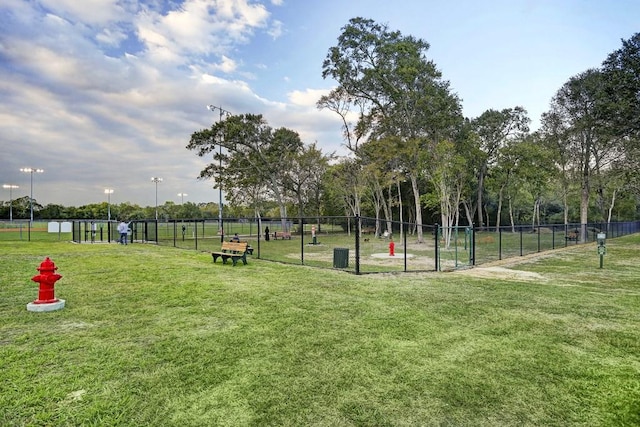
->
333 248 349 268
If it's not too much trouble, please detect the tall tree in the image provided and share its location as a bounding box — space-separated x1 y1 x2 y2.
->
319 17 462 242
601 33 640 139
486 139 519 231
515 135 556 228
358 137 404 236
419 138 468 247
546 69 621 240
601 32 640 194
325 158 368 234
540 111 574 225
281 142 331 219
187 114 304 226
470 107 530 228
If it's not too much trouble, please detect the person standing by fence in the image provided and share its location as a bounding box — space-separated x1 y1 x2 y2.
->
117 220 128 245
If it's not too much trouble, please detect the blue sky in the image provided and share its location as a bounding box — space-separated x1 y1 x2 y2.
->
1 0 638 209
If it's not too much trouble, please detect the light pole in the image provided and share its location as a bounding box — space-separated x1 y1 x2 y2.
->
151 177 163 220
207 104 232 242
20 168 44 224
104 188 114 221
178 193 188 204
2 184 19 222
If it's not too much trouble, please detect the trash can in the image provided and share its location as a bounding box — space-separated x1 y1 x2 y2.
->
333 248 349 268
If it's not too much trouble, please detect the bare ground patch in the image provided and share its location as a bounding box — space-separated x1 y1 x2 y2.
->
452 246 590 281
453 266 546 282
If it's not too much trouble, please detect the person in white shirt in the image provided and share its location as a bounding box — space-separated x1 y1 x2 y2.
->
117 220 129 245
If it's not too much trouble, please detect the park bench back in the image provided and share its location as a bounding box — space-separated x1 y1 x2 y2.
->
220 241 248 253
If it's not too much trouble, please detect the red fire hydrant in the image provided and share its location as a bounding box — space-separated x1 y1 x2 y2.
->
28 257 64 311
389 240 395 256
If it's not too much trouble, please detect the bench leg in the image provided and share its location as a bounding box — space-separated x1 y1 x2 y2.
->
212 254 220 263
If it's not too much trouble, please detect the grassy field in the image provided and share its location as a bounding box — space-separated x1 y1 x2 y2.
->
1 235 639 426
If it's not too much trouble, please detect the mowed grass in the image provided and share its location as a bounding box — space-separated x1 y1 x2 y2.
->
1 236 639 426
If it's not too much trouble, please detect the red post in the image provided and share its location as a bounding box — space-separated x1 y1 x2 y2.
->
389 240 395 256
31 257 62 304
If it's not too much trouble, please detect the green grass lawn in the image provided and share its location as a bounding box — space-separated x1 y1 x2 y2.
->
1 235 639 426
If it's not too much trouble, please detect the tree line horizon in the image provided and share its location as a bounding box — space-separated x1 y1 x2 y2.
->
186 18 640 243
2 19 639 238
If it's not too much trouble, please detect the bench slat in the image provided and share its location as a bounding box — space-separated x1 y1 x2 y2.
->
212 242 248 266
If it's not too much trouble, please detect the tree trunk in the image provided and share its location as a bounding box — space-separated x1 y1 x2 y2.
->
379 183 392 236
496 186 504 232
463 201 474 227
484 204 490 231
607 188 617 224
477 166 486 228
580 174 590 242
410 173 424 243
439 179 452 248
508 196 515 233
563 190 569 225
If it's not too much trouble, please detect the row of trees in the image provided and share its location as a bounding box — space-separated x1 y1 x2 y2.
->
4 20 638 236
0 197 227 222
186 18 639 244
0 196 325 222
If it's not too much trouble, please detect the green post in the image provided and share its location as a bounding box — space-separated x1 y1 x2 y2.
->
597 233 606 269
600 252 604 269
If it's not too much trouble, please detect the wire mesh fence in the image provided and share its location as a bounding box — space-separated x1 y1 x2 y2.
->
4 217 639 273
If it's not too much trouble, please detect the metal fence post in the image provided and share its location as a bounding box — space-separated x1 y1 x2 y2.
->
403 222 408 272
300 216 305 265
257 217 261 259
520 226 523 256
355 215 361 275
471 224 476 266
434 223 439 271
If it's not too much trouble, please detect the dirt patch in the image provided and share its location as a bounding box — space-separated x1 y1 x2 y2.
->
453 266 545 281
452 247 584 281
290 250 436 269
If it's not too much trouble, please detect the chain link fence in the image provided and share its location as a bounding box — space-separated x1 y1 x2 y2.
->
5 218 638 274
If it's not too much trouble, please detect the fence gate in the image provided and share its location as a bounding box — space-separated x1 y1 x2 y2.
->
437 226 474 271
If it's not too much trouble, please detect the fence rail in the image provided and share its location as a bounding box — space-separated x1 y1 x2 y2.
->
69 217 640 274
4 218 639 274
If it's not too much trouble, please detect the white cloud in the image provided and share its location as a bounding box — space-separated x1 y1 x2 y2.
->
267 19 284 39
134 0 273 67
215 55 238 73
288 88 330 107
95 27 129 46
39 0 128 25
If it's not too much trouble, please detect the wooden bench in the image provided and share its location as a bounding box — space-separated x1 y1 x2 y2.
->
273 231 292 240
565 231 579 242
211 242 249 266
